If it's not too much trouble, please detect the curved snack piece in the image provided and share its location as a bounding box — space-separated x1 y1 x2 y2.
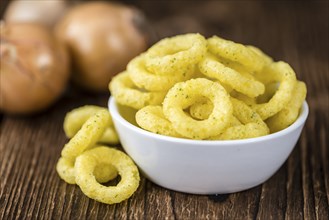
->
189 98 213 120
128 54 195 92
266 81 307 133
136 106 182 137
75 146 140 205
56 157 76 184
199 54 265 97
247 45 273 65
56 154 118 184
64 105 119 144
61 109 110 161
109 71 166 109
212 98 269 140
145 33 207 75
256 82 278 104
231 90 257 106
207 36 266 72
163 78 233 139
252 61 297 120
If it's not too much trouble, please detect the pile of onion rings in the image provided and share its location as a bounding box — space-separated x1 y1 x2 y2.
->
109 33 307 140
56 106 140 204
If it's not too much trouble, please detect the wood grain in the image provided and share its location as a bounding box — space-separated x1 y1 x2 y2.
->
1 1 328 219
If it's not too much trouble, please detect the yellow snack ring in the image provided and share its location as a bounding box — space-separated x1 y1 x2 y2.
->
75 146 140 205
247 45 273 66
136 106 182 137
266 81 307 133
56 157 76 184
253 61 297 120
207 36 265 72
61 109 110 161
56 155 118 184
109 71 166 109
127 54 195 92
189 98 213 120
93 163 118 184
163 78 233 139
256 82 279 104
230 91 257 106
188 97 242 125
199 55 265 98
212 98 269 140
145 33 207 75
63 105 119 144
99 128 120 144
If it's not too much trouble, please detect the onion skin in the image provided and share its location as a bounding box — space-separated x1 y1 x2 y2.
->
0 22 70 115
55 1 150 92
4 0 69 28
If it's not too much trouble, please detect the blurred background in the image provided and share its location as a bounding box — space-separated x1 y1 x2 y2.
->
0 0 328 114
1 0 327 68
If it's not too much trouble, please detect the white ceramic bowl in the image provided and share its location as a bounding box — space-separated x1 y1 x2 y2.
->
108 97 309 194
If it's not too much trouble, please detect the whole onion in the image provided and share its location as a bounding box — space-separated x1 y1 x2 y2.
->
4 0 69 28
0 22 70 114
55 1 153 92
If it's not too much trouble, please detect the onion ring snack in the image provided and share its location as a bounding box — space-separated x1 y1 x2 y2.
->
199 54 265 97
109 71 166 109
61 109 110 160
163 78 233 139
189 98 213 120
266 81 307 132
75 146 140 205
109 33 307 139
213 98 269 140
128 54 195 92
252 61 297 120
64 105 119 144
207 36 266 72
145 33 207 75
56 157 76 184
57 109 118 184
56 150 118 184
136 106 182 137
247 45 273 66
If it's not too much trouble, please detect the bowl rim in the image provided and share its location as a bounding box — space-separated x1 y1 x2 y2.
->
108 96 309 146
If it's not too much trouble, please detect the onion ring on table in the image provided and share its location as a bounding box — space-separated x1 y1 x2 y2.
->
61 109 110 161
199 54 265 97
127 54 195 92
56 154 118 184
252 61 297 120
163 78 233 139
56 157 76 184
211 98 269 140
136 106 182 137
207 36 266 72
145 33 207 75
109 71 166 110
75 146 140 205
64 105 119 144
266 81 307 133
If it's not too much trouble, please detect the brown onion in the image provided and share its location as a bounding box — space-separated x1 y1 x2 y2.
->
55 1 152 92
4 0 70 28
0 22 70 114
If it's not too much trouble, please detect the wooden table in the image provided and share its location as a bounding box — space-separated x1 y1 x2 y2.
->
1 1 328 219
